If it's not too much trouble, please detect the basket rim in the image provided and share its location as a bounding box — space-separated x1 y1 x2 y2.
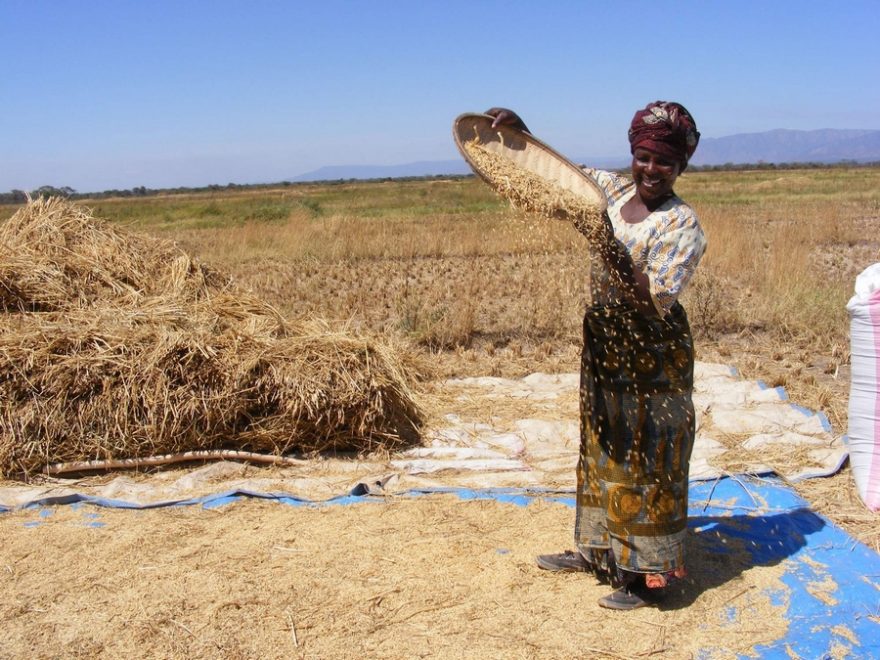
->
452 112 607 211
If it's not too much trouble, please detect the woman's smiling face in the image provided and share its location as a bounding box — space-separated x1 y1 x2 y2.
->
631 147 681 204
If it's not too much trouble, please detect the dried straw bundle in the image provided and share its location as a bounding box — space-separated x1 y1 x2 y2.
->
0 197 230 312
0 199 424 477
462 139 608 242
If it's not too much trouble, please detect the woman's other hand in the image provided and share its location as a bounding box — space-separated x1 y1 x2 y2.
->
485 107 530 133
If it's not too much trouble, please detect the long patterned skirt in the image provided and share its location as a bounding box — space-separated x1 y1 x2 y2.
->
575 301 695 576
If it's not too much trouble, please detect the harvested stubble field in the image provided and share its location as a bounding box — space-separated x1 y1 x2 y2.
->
2 167 880 657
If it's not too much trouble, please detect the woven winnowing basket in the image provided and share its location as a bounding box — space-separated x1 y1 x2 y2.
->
452 113 607 212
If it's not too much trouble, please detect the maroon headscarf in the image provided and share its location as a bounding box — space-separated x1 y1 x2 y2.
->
628 101 700 170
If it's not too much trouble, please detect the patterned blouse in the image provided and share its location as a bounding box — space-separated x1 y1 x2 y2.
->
583 168 707 317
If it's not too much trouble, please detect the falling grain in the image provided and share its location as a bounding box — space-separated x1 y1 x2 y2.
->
462 140 607 242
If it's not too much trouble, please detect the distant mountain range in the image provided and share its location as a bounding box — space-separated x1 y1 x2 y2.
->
689 129 880 167
291 128 880 182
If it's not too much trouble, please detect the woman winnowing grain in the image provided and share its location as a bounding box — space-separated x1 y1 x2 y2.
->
486 102 707 610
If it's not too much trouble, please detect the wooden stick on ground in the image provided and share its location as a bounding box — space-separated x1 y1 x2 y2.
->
44 449 309 475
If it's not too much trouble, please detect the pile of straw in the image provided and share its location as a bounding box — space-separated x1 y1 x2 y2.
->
0 199 231 312
0 198 424 478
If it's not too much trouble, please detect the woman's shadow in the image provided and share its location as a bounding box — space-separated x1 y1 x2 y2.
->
659 506 826 610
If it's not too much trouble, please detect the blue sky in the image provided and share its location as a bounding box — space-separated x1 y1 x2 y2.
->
1 0 878 192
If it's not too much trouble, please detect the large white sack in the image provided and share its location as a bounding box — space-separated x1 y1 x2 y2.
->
847 263 880 510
